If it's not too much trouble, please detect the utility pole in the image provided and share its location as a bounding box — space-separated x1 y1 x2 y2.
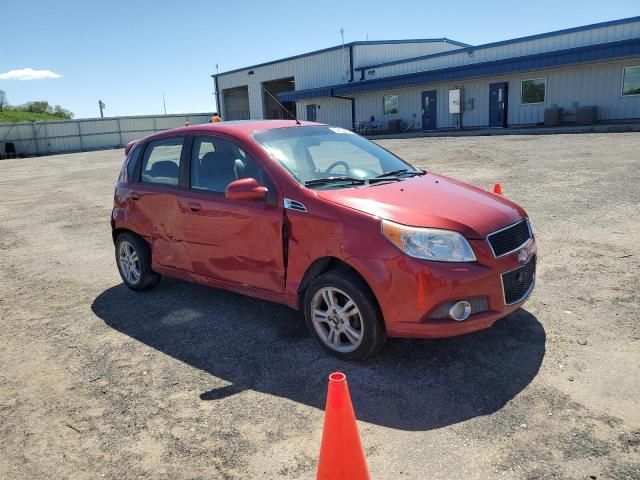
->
213 64 220 112
98 100 106 118
340 27 347 82
162 93 167 115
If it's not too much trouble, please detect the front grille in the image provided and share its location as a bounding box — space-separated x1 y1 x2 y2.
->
488 219 531 257
428 297 489 319
502 256 536 304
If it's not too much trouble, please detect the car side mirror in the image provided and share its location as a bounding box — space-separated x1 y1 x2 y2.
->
225 178 268 201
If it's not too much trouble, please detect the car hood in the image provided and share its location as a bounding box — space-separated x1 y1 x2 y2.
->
315 173 527 239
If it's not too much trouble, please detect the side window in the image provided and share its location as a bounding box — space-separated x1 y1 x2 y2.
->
383 94 399 115
521 78 546 104
140 137 183 186
190 136 274 198
622 66 640 96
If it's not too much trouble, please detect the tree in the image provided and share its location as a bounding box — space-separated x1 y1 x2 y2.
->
53 105 74 119
23 101 52 114
0 90 7 112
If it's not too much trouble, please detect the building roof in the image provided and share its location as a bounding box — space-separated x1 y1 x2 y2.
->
279 37 640 102
212 38 471 78
355 15 640 72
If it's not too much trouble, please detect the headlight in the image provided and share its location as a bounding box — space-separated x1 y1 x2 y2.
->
381 220 476 262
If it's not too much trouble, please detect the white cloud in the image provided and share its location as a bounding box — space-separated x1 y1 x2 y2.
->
0 68 62 81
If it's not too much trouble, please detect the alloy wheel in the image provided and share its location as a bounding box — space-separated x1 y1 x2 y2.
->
311 287 364 353
118 241 141 285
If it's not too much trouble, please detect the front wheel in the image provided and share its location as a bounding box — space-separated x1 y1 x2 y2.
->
303 270 387 360
115 232 161 291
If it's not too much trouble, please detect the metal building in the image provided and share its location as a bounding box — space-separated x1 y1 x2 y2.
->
213 17 640 131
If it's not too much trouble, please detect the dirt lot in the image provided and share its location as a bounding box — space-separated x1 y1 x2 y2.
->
1 132 639 480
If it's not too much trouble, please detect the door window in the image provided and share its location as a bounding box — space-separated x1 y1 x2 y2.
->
140 137 183 186
190 136 275 199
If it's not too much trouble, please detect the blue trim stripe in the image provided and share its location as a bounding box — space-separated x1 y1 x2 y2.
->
356 16 640 71
279 38 640 102
212 38 469 78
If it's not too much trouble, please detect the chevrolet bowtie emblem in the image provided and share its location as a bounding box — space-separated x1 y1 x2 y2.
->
518 248 528 263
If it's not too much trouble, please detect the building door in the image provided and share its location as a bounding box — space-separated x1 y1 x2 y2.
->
306 104 317 122
421 91 437 130
489 82 508 128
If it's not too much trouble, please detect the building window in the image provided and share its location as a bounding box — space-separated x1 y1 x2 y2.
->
521 78 546 104
383 95 399 115
622 66 640 96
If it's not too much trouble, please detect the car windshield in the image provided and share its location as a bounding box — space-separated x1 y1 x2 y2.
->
252 125 422 188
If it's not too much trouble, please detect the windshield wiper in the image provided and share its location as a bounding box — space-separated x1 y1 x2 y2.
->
373 168 425 179
304 176 366 187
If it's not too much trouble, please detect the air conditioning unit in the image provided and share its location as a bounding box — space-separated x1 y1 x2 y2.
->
544 108 563 126
387 119 405 132
576 106 598 125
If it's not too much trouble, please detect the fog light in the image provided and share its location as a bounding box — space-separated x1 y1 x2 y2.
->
449 301 472 321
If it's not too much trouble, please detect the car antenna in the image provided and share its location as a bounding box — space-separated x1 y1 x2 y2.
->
262 85 301 125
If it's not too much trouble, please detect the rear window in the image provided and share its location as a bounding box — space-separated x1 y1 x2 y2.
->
126 145 142 181
140 137 184 186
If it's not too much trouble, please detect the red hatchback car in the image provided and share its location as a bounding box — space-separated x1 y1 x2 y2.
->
112 120 536 360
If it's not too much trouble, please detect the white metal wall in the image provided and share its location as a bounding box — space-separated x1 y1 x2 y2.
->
0 113 212 157
296 98 352 129
353 41 463 69
364 21 640 78
334 58 640 129
216 40 460 119
217 48 348 120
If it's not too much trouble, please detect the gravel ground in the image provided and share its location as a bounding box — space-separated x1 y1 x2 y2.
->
0 132 639 480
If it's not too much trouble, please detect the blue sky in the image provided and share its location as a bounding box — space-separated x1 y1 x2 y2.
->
1 0 638 119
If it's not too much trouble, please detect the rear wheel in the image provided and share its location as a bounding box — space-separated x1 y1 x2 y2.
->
115 232 160 291
303 270 387 360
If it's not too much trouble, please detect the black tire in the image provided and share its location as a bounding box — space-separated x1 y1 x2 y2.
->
115 232 161 291
303 269 387 360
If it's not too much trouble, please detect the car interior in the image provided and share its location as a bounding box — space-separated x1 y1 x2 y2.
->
191 137 266 194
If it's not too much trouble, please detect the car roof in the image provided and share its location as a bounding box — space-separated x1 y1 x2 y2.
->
142 120 324 143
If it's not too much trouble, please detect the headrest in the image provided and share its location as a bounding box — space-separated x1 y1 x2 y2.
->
150 160 178 178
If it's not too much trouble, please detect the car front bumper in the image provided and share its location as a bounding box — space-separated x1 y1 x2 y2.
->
351 237 537 338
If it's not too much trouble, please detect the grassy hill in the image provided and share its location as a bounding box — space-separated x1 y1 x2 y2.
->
0 110 69 123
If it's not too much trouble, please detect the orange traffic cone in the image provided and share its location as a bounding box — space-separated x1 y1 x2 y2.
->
493 183 503 195
317 372 370 480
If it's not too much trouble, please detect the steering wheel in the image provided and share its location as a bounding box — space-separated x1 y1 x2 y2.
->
324 160 349 174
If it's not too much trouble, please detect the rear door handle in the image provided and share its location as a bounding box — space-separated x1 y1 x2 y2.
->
188 202 202 212
130 191 140 200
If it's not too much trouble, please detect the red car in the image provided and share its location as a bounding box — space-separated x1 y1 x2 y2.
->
111 120 536 360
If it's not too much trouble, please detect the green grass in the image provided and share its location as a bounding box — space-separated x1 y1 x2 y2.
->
0 110 69 123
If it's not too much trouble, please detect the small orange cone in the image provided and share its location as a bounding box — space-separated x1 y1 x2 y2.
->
493 183 503 195
317 372 370 480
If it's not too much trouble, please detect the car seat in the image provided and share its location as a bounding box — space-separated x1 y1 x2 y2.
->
148 160 179 183
199 151 237 192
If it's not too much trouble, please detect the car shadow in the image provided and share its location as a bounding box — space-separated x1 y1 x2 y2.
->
91 278 545 431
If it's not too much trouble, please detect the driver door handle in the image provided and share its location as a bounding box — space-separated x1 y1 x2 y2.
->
189 202 202 212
